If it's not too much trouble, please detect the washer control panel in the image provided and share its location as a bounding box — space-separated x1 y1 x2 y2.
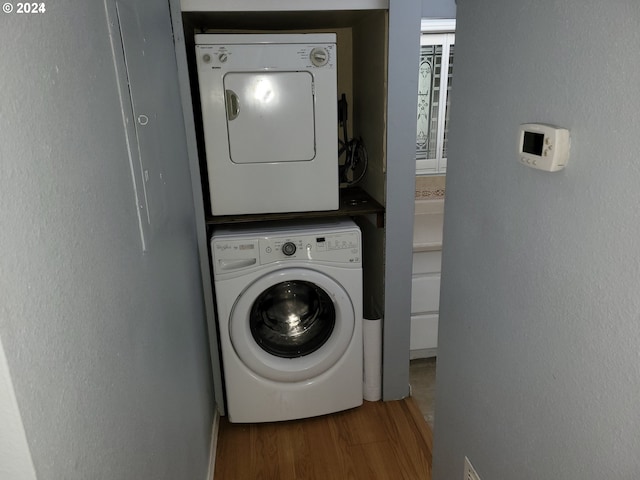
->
211 225 361 275
260 231 361 265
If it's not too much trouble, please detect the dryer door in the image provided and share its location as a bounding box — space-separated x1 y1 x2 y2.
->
223 71 316 164
229 268 355 382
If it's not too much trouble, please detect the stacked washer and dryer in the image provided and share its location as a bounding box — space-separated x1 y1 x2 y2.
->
195 33 364 422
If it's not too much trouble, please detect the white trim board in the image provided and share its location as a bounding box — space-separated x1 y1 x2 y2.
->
205 410 220 480
0 336 37 480
181 0 388 12
420 18 456 33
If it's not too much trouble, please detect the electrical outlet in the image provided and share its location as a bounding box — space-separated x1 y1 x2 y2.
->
464 457 481 480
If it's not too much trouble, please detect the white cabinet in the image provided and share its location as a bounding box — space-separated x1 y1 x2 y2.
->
410 249 441 356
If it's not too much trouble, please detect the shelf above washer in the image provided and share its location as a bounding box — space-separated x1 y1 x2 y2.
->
181 0 389 12
206 187 385 227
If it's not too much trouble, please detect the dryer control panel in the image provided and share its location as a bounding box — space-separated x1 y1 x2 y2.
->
195 33 337 70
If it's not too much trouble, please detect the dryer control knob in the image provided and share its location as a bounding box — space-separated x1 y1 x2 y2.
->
281 242 297 256
310 47 329 67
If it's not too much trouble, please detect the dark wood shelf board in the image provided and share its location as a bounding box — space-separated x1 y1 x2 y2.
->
206 187 385 227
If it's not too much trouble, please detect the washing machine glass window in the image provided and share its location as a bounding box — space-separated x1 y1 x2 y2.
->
250 280 336 358
228 267 355 383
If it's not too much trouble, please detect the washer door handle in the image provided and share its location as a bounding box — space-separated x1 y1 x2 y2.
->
219 258 256 271
225 89 240 121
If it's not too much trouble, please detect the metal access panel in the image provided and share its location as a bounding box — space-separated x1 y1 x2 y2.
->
107 0 185 250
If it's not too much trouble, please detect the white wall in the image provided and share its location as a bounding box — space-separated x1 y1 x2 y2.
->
0 2 213 479
434 1 640 478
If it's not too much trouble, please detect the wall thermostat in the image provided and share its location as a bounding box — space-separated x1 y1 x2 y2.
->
518 123 570 172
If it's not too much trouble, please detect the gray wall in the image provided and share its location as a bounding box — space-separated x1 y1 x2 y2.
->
0 1 213 479
383 0 422 400
422 0 456 18
434 1 640 478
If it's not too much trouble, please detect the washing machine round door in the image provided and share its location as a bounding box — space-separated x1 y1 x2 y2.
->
229 267 355 382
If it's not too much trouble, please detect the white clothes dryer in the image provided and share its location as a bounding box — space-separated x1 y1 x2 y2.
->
211 219 363 423
195 33 339 216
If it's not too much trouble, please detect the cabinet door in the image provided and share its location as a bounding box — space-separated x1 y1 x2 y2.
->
410 313 438 351
224 71 316 164
411 274 441 314
412 250 442 275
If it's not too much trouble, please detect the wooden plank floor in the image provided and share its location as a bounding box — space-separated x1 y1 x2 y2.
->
214 397 433 480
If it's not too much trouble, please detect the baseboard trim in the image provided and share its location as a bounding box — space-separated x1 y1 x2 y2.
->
409 348 437 360
206 409 221 480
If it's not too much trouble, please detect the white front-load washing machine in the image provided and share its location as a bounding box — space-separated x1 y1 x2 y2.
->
195 33 339 216
211 218 363 423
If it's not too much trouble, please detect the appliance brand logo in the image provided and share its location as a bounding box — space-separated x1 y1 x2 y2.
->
215 243 254 251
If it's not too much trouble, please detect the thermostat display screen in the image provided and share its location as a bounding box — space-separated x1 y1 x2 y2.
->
522 131 544 156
